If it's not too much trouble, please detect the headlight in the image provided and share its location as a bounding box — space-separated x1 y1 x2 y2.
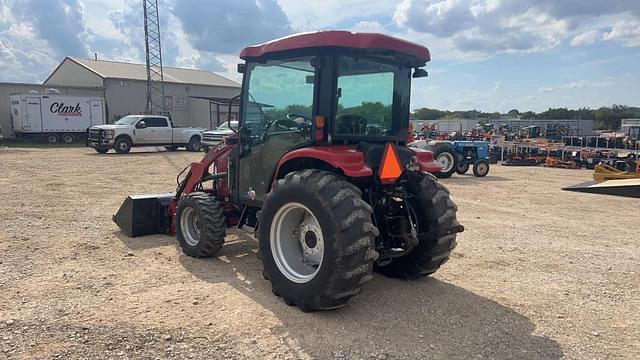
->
104 130 115 138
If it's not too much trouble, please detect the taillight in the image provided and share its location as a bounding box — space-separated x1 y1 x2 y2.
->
314 115 325 142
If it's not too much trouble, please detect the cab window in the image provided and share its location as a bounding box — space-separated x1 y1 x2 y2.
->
243 57 315 144
334 57 396 136
146 118 168 127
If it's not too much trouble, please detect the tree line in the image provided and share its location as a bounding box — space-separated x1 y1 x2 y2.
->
412 105 640 130
261 103 640 131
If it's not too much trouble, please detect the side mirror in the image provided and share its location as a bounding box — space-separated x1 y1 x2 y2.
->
136 120 147 129
413 68 429 78
237 63 246 74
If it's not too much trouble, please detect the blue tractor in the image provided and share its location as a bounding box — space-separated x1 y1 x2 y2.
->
427 140 490 178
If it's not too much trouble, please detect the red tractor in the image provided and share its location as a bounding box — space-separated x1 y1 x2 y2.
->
114 31 463 311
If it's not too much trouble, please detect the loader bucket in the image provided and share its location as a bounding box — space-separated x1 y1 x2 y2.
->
113 193 174 237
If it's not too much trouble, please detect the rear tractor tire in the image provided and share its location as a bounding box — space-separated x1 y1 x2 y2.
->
429 142 457 178
259 169 378 311
176 192 226 257
376 171 462 279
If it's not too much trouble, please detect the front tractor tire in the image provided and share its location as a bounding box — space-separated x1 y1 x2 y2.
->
259 170 378 311
473 159 490 177
176 192 226 258
376 172 461 279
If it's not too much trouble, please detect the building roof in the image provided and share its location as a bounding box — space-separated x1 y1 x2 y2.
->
240 31 430 65
59 57 240 88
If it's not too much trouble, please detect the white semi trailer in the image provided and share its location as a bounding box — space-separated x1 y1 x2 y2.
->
10 93 106 143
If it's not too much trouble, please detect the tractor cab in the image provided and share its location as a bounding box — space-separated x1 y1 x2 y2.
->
231 31 433 203
622 124 640 148
114 31 463 312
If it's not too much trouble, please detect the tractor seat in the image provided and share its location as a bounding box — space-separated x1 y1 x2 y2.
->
336 114 367 135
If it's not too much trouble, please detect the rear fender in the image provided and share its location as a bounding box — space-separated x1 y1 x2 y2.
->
411 147 443 174
272 146 373 184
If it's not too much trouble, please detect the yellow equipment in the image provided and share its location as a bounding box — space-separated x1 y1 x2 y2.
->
593 163 640 181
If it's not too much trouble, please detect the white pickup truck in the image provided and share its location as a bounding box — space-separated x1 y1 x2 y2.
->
87 115 205 154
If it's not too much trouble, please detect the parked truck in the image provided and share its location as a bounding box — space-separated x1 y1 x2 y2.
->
87 115 205 154
10 93 105 143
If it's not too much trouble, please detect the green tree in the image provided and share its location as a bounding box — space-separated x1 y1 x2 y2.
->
412 108 445 120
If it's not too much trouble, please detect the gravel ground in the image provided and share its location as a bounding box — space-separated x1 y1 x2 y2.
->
0 146 638 359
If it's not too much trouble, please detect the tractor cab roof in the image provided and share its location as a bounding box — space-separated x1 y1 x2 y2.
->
240 31 430 67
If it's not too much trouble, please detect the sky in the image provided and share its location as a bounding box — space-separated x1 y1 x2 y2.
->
0 0 639 113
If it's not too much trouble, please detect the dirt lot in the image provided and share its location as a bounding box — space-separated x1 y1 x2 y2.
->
0 146 638 359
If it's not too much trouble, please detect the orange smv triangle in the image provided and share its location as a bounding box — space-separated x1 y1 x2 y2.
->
379 143 403 184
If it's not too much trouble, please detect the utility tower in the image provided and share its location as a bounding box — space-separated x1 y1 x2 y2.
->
143 0 166 114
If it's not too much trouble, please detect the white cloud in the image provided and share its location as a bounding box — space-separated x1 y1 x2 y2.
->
538 80 614 93
172 0 290 54
0 1 61 82
351 21 386 33
603 19 640 47
393 0 640 55
277 0 396 30
571 30 601 46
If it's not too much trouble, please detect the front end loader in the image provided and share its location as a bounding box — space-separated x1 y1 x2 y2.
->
114 31 464 311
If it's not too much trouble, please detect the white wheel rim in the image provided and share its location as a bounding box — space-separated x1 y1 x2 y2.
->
118 141 128 151
270 202 324 284
477 162 488 175
437 153 455 172
180 207 201 246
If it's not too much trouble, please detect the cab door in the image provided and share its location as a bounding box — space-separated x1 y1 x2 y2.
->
147 117 172 143
234 57 318 204
133 118 154 144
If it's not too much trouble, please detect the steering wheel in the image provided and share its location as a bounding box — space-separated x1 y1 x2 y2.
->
262 113 312 141
336 113 368 135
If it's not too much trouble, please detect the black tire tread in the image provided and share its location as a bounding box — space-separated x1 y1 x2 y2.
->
114 136 132 154
260 170 378 311
186 136 201 152
177 192 226 258
376 173 460 279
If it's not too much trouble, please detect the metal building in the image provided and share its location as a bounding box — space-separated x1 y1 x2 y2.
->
1 56 241 138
